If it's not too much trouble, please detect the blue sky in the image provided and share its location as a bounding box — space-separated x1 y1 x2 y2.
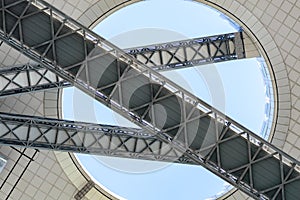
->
63 0 269 199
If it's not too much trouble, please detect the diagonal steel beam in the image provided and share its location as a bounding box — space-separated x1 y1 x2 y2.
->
0 31 247 97
126 31 247 71
0 1 299 199
0 63 70 97
0 112 194 164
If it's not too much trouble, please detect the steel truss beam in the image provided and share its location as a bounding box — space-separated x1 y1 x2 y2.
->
0 63 70 97
0 31 245 97
0 1 299 199
126 32 245 70
0 112 193 164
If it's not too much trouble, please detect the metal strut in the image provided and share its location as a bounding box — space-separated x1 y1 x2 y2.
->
0 31 246 97
0 112 193 164
126 32 246 71
0 64 70 97
0 1 299 199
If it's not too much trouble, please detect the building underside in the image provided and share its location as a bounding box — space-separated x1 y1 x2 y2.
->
0 0 299 199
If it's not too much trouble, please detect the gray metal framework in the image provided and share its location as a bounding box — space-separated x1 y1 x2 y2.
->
0 0 299 199
0 31 246 97
0 31 245 97
126 32 245 70
0 112 190 164
0 63 70 97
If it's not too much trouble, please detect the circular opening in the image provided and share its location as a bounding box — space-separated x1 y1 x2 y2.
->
62 0 275 199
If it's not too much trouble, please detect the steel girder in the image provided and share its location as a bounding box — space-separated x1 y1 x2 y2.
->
126 32 245 70
0 112 193 164
0 31 245 97
0 63 70 97
0 0 299 199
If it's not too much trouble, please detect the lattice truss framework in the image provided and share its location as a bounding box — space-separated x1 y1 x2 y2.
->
0 30 246 97
0 0 299 199
0 112 190 163
126 32 245 70
0 63 70 97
